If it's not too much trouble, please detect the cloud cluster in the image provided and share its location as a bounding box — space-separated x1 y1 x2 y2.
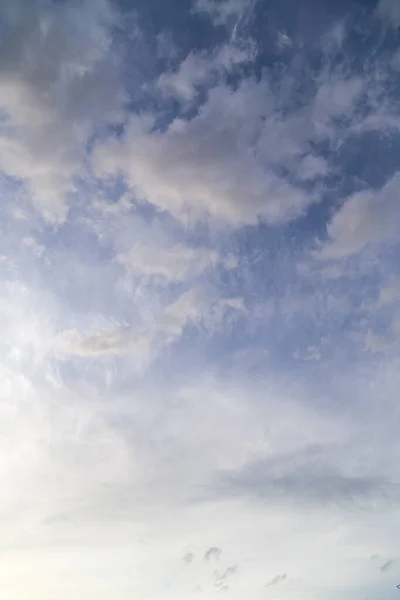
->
0 0 124 222
93 73 338 226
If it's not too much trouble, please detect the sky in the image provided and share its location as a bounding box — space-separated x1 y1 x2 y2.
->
1 0 400 598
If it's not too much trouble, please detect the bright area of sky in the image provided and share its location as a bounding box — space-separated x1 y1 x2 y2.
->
1 0 400 598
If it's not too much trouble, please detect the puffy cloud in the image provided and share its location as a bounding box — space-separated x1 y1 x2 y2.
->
297 154 329 181
93 44 372 229
317 172 400 259
93 78 317 226
0 0 124 222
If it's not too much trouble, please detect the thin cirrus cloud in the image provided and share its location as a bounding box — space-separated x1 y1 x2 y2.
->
0 0 400 599
192 0 256 26
114 242 236 284
58 287 246 361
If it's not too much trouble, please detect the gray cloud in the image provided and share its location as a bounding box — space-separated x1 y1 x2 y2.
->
380 559 395 573
213 565 238 590
183 551 195 565
218 445 398 507
377 0 400 27
204 547 222 562
266 573 287 586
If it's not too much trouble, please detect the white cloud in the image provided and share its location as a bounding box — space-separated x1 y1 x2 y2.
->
1 266 400 600
0 280 57 368
92 193 134 216
115 242 220 284
317 172 400 259
378 278 400 307
276 31 292 49
58 287 246 360
297 154 329 181
362 323 400 353
0 0 124 223
21 236 45 257
1 355 400 600
58 324 148 358
314 76 364 119
93 78 317 226
157 43 254 102
93 53 370 230
153 288 246 343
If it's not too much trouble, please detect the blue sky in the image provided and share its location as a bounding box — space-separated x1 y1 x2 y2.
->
1 0 400 598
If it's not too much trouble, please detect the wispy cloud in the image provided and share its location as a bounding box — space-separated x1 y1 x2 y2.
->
380 559 395 573
204 547 222 562
266 573 287 586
